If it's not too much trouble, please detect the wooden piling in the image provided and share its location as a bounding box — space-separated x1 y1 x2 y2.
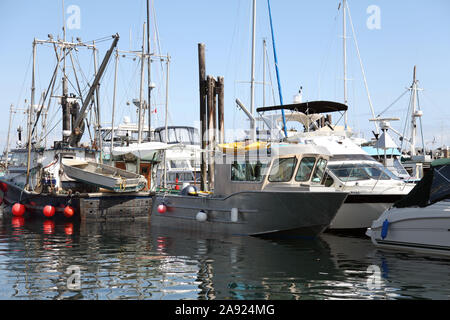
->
217 76 225 144
198 43 207 191
207 76 216 191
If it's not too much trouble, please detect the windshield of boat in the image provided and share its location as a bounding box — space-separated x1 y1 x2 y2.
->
156 127 200 145
295 157 316 182
311 158 328 183
327 162 400 182
268 157 298 182
392 158 410 177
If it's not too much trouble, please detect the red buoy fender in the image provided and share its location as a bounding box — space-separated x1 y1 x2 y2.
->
64 206 75 218
43 205 56 218
12 203 25 217
157 204 167 214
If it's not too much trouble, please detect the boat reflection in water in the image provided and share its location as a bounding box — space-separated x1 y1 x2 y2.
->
1 218 450 300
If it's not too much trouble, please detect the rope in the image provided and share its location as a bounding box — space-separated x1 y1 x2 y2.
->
376 89 409 118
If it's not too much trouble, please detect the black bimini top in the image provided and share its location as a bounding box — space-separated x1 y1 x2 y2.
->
256 100 348 114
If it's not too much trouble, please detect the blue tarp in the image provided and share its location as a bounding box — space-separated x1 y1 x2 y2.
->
362 146 401 157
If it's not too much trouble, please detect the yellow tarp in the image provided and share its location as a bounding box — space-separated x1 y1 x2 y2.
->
218 141 269 154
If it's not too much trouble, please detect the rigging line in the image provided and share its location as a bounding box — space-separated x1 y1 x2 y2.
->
30 45 73 138
422 90 450 116
264 43 277 106
151 1 164 72
376 89 409 117
317 4 340 99
73 50 91 90
41 64 59 146
39 118 62 143
69 51 84 104
15 51 34 109
346 1 378 134
225 0 244 81
400 87 415 152
116 56 141 124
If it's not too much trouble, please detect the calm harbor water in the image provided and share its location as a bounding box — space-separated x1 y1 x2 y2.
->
0 213 449 300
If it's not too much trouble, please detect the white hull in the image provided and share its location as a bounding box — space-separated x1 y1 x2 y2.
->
366 201 450 256
329 202 392 230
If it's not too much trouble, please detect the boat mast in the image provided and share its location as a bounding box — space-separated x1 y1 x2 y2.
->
410 66 418 156
93 41 103 162
110 49 119 162
25 39 37 191
342 0 348 130
250 0 256 117
263 39 266 108
138 23 146 145
4 104 14 169
345 1 379 134
147 0 152 141
163 54 170 189
136 23 146 174
61 0 71 143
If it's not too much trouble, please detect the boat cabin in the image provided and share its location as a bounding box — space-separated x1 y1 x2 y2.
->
213 143 333 197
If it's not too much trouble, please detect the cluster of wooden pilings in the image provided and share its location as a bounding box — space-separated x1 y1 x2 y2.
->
198 43 224 192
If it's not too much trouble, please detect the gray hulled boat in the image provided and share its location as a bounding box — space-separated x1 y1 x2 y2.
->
151 142 348 237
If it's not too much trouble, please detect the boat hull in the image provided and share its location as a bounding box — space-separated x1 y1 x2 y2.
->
151 191 348 238
366 200 450 256
0 180 152 221
328 193 406 230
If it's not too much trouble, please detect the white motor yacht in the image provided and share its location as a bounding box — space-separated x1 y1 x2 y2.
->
366 158 450 256
257 101 415 230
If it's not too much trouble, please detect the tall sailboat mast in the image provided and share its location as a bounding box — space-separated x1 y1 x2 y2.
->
250 0 256 116
146 0 152 141
342 0 348 129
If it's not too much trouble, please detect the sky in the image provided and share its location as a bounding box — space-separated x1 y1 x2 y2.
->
0 0 449 152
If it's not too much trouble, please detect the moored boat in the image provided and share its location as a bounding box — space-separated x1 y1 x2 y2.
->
151 143 348 237
257 101 415 231
0 33 154 222
366 158 450 255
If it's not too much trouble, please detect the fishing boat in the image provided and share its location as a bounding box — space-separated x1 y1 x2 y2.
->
150 142 348 237
102 122 202 190
0 33 154 221
366 158 450 255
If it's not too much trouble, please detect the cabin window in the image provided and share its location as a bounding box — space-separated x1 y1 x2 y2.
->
311 158 328 183
295 157 316 182
170 160 189 169
324 174 334 187
231 161 265 182
268 157 297 182
328 162 399 182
